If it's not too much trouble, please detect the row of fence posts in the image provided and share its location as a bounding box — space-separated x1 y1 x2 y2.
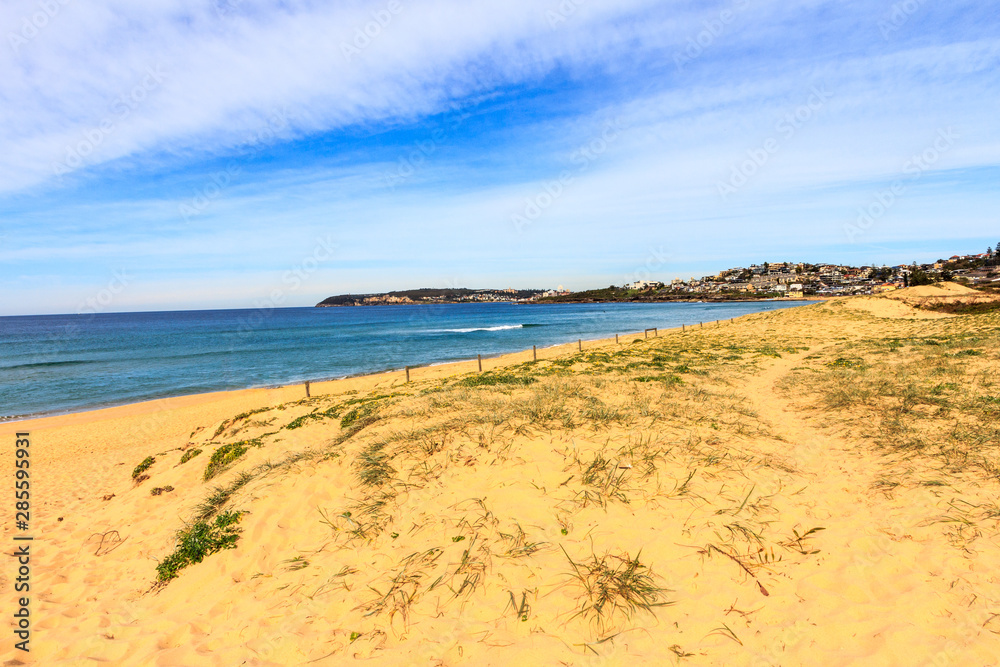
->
306 316 740 392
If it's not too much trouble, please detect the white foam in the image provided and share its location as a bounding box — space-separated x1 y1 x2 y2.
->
435 324 524 333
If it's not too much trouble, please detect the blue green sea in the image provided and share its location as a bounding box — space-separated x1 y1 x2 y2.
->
0 301 810 420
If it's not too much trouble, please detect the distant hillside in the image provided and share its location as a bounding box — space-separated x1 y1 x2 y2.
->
536 286 785 303
316 288 543 307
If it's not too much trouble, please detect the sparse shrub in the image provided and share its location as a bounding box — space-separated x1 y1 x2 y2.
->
456 372 537 388
151 486 175 496
180 449 202 464
341 402 380 429
132 456 155 479
156 511 243 582
203 443 248 481
826 357 864 369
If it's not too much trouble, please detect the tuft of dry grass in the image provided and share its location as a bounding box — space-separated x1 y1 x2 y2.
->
562 546 672 636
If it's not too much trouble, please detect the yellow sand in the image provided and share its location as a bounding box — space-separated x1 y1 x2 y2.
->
3 298 1000 666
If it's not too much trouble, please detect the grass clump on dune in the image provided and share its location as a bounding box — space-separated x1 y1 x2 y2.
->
132 456 155 479
341 401 384 429
563 547 671 635
179 448 202 464
156 511 244 582
203 442 249 481
356 441 395 487
195 472 254 521
456 372 537 388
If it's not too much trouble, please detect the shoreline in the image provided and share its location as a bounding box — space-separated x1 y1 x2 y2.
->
0 323 680 430
1 305 813 427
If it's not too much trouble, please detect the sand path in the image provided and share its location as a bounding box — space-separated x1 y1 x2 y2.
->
732 348 997 666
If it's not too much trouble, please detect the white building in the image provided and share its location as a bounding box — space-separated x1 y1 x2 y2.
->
625 280 661 290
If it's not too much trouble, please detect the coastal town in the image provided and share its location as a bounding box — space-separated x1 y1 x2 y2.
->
623 247 1000 298
541 246 1000 302
316 247 1000 306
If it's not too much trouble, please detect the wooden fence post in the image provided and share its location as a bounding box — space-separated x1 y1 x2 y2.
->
533 345 537 361
615 333 619 344
305 381 310 398
478 354 482 372
405 367 410 383
578 339 582 351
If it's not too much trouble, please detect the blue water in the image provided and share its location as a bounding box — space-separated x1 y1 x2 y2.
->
0 301 810 420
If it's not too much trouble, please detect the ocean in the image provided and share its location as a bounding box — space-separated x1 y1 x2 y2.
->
0 301 810 420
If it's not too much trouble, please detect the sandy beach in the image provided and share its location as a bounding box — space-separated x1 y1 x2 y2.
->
3 284 1000 665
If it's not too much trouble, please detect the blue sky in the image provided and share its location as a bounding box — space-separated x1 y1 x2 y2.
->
1 0 998 314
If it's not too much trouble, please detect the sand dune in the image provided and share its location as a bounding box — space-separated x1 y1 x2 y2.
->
3 296 1000 665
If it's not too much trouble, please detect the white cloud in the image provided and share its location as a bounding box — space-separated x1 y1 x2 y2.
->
1 0 670 193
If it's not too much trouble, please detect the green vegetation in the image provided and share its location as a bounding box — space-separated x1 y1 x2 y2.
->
213 406 273 438
179 448 202 464
132 456 155 479
195 472 254 521
455 372 537 388
356 441 394 487
156 511 244 582
341 401 381 429
283 393 395 430
203 442 249 481
318 288 543 307
538 285 783 304
925 300 1000 315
